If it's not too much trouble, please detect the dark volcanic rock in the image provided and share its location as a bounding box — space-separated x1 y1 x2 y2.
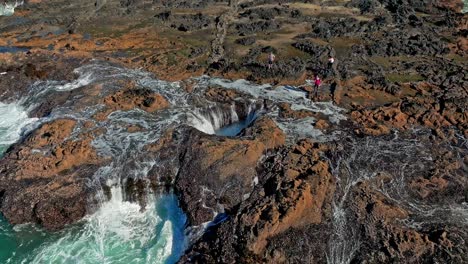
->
180 139 336 263
235 20 281 35
239 6 288 20
292 40 329 58
235 36 256 46
173 117 285 225
0 0 466 262
168 13 214 32
245 57 306 80
104 86 169 113
296 18 374 39
362 31 450 56
180 131 467 263
0 56 81 102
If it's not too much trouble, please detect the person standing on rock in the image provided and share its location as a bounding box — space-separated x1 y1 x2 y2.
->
328 56 335 69
313 75 321 99
268 52 276 70
326 56 335 76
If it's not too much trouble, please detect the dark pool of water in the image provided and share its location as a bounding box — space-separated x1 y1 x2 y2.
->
215 112 258 137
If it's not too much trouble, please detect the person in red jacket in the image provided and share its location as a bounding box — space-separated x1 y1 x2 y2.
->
313 75 321 99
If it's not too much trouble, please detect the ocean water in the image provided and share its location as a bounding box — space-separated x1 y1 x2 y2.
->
215 111 258 137
0 191 186 264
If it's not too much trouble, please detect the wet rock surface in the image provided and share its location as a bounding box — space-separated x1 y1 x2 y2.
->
0 0 466 263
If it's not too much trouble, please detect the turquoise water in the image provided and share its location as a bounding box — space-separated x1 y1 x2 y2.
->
0 192 186 264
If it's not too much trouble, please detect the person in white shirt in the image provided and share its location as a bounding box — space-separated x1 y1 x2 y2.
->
268 52 276 70
328 56 335 68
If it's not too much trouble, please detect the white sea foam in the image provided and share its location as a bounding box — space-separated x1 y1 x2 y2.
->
188 111 216 134
209 78 347 140
0 62 191 264
0 102 38 153
0 0 23 16
32 72 94 95
28 187 186 264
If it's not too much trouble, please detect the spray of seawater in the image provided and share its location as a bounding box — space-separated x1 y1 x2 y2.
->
0 102 38 154
24 187 186 264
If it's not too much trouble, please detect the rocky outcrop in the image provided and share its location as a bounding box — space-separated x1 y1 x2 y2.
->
434 0 465 13
351 80 467 136
362 31 450 57
178 127 467 263
0 119 103 230
235 20 281 35
155 12 214 32
104 86 169 113
180 139 336 263
0 56 82 102
350 164 466 264
174 116 285 225
350 182 434 262
204 86 251 104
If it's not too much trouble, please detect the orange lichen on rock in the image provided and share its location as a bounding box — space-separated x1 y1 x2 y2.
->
315 119 330 130
0 119 104 230
237 140 335 254
7 119 101 179
195 117 285 182
410 176 449 199
103 84 169 113
246 117 286 149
